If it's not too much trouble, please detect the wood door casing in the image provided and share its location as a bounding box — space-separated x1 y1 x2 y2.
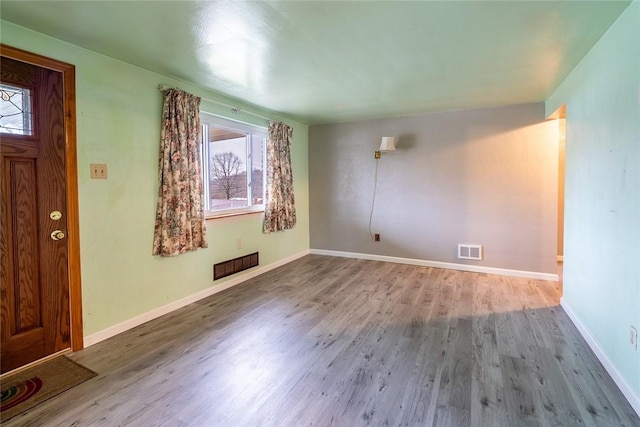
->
0 45 82 373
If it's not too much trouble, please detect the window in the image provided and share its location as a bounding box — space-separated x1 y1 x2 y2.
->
0 83 33 135
201 113 266 217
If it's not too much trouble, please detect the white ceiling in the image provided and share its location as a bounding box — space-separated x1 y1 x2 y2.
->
0 1 631 124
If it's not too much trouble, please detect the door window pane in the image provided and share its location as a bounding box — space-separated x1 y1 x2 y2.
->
0 84 33 135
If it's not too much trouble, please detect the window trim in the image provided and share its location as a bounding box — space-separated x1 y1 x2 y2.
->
200 112 267 219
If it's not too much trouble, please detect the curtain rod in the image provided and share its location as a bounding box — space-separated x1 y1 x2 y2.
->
157 84 271 122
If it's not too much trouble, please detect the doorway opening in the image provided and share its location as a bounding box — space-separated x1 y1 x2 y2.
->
549 104 566 288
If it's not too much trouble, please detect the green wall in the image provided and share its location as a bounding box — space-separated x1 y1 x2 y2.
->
1 21 310 337
547 1 640 401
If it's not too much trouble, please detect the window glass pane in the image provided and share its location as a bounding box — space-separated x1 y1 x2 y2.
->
0 84 33 135
208 127 248 210
200 112 267 215
251 134 265 206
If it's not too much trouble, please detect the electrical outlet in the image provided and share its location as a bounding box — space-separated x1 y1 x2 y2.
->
90 163 107 179
374 233 380 242
631 326 638 350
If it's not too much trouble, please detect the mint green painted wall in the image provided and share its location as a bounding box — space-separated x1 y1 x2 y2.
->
1 21 310 336
547 1 640 397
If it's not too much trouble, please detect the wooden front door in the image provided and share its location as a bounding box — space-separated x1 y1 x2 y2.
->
0 47 80 373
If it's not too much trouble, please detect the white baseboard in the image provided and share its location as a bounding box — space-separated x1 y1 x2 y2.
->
84 250 310 347
560 298 640 418
310 249 558 281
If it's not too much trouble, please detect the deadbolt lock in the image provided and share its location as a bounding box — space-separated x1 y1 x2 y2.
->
50 210 63 220
50 230 65 241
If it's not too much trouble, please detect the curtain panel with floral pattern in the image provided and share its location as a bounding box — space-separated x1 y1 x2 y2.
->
153 89 208 256
263 121 296 233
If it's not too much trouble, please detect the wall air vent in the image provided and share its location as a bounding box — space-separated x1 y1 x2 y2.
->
458 244 483 260
214 252 259 280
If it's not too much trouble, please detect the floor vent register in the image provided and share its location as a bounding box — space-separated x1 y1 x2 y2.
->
214 252 259 280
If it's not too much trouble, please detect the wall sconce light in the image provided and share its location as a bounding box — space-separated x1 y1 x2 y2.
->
374 137 396 159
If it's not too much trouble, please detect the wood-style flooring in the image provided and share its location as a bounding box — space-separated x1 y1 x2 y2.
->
5 255 639 426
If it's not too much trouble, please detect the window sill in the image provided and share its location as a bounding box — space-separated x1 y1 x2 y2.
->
205 208 264 220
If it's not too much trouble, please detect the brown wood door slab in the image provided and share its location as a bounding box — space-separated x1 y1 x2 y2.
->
1 55 71 372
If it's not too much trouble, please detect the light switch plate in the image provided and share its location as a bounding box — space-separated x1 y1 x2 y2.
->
90 163 107 179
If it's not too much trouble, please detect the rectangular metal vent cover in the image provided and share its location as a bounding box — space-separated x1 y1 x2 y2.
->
458 244 483 260
214 252 259 280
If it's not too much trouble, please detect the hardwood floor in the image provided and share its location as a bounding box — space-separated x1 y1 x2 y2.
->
6 255 639 426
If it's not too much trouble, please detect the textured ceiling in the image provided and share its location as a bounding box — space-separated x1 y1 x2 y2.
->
0 1 631 125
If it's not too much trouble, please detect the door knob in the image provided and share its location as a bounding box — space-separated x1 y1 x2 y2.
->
50 230 65 241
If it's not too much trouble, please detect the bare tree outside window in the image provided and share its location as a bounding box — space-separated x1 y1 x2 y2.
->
210 151 244 200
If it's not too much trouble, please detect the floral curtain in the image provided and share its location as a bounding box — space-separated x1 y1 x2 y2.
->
153 89 208 256
263 121 296 233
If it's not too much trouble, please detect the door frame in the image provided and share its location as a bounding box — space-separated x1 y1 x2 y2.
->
1 44 83 351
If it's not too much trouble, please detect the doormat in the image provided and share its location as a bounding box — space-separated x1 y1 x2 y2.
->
0 356 96 423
